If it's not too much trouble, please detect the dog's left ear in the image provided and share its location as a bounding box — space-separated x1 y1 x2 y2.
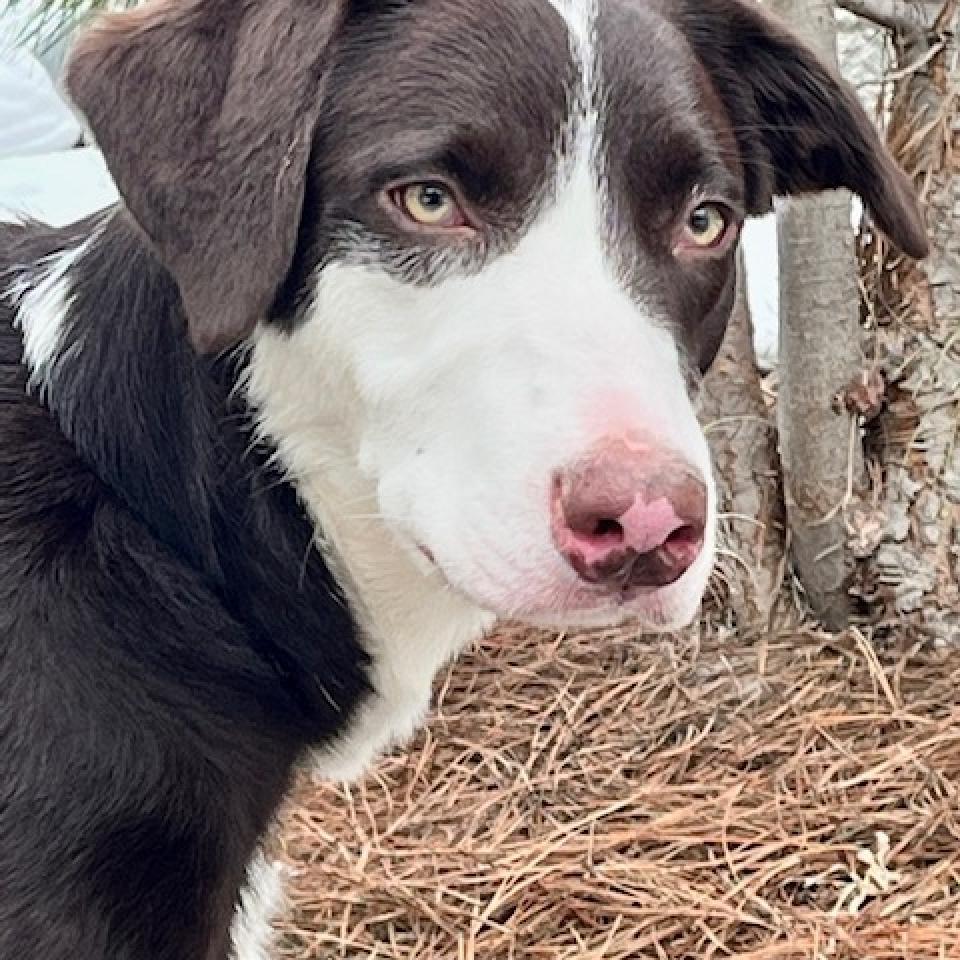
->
675 0 928 259
66 0 348 352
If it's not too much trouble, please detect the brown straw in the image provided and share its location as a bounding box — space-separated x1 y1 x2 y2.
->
276 611 960 958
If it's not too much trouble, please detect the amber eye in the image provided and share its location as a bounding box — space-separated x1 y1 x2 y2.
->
684 203 730 249
394 182 466 229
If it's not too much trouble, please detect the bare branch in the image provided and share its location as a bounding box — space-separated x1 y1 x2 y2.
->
835 0 943 34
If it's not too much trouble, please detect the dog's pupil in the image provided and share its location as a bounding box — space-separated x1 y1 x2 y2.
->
690 208 710 233
421 186 445 209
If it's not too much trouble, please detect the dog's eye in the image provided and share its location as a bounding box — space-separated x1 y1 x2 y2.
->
393 183 466 229
684 203 730 249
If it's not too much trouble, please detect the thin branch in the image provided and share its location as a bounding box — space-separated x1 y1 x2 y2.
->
835 0 944 34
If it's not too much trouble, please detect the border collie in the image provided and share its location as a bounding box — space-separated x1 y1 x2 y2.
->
0 1 926 957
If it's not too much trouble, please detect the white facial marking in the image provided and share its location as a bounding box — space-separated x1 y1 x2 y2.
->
325 156 713 622
230 852 289 960
549 0 600 173
247 0 716 780
548 0 598 90
249 176 714 779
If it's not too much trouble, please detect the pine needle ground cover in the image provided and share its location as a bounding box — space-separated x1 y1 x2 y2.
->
275 616 960 959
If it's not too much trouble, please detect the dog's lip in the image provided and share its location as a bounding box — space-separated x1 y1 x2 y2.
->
413 533 691 598
414 540 683 626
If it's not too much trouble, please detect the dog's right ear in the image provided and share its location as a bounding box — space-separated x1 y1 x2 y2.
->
66 0 348 353
675 0 928 260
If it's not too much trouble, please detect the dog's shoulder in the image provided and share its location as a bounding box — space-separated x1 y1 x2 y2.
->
0 218 52 375
0 214 366 739
0 219 96 571
0 218 247 674
0 216 105 546
0 217 250 712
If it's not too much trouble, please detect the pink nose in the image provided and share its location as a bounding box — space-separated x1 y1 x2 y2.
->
551 441 707 590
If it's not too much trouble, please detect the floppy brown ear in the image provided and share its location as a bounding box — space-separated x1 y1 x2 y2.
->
675 0 928 259
66 0 347 352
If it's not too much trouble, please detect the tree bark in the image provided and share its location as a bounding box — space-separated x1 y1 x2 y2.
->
770 0 866 630
853 1 960 643
700 252 785 627
836 0 942 33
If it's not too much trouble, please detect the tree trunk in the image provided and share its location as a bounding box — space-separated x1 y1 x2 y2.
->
770 0 865 630
854 2 960 644
700 252 785 627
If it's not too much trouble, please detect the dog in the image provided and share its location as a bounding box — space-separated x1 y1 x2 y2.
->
0 0 926 957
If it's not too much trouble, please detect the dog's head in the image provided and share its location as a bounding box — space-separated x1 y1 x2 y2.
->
67 0 926 631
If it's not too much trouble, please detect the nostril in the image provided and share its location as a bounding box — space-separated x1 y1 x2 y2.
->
665 524 702 551
554 503 632 585
589 516 624 543
563 512 626 562
556 473 629 549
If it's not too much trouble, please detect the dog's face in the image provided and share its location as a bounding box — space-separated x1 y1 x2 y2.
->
67 0 926 631
264 1 736 630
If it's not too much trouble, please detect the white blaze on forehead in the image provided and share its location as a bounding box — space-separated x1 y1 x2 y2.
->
547 0 599 93
547 0 600 171
546 0 613 302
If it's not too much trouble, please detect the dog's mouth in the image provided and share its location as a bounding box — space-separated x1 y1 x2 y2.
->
411 539 703 632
